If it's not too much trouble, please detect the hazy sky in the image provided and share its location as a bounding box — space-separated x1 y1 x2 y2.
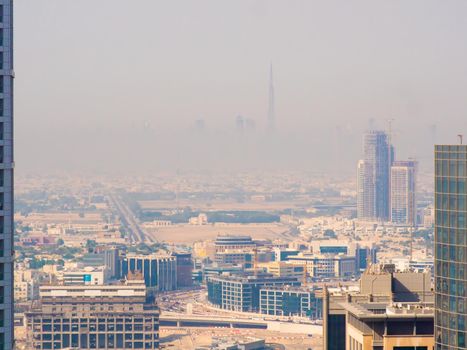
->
14 1 467 175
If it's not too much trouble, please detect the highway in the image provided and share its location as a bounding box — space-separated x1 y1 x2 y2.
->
159 312 322 335
108 193 153 243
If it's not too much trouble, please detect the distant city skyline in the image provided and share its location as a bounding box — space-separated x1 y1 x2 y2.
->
13 0 467 174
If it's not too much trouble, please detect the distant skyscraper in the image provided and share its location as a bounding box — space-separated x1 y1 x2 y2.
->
357 131 392 221
390 160 417 225
0 1 13 348
434 145 467 350
235 115 244 133
267 64 275 131
193 119 205 131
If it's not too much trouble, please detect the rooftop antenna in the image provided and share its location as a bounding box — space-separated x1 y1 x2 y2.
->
458 134 463 145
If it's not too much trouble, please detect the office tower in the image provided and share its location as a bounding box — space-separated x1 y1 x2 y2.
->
120 254 177 291
357 131 392 221
171 252 193 288
104 247 120 279
259 287 322 319
267 64 275 131
391 160 417 225
434 145 467 349
0 1 13 349
207 273 300 312
26 279 160 349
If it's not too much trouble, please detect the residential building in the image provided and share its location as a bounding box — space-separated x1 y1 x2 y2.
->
390 160 417 225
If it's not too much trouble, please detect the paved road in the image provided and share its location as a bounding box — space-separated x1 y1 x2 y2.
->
108 193 153 243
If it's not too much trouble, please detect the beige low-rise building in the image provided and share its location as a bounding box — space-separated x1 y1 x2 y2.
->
258 261 305 281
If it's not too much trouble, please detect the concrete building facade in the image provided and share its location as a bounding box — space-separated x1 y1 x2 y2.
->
25 280 160 350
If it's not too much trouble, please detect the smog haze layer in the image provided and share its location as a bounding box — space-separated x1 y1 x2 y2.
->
15 0 467 175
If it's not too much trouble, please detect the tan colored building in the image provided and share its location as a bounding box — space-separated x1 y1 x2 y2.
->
344 302 434 350
258 261 305 281
288 253 356 278
323 264 434 350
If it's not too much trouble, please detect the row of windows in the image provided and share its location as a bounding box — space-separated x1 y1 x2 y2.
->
435 245 467 262
436 289 466 310
435 261 467 281
435 325 466 348
41 323 158 332
435 210 467 228
37 339 158 350
435 178 467 193
39 332 157 341
436 194 467 211
436 144 467 151
436 148 467 157
39 317 156 324
435 227 467 245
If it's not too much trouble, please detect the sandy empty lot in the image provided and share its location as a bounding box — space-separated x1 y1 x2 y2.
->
138 199 309 212
143 223 295 243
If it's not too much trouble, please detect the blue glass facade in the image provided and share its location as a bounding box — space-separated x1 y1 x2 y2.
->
0 1 13 348
120 255 176 292
435 145 467 350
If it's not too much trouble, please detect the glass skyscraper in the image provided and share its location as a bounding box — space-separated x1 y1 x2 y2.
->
390 160 417 225
0 1 13 349
435 145 467 350
357 130 393 221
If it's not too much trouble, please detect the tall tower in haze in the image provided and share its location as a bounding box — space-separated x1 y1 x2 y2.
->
357 131 392 221
390 160 417 225
267 63 275 131
0 1 14 348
